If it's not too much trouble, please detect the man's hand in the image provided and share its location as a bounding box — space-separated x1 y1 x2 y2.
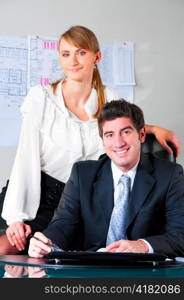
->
28 232 52 258
105 239 149 253
28 266 47 278
6 221 32 251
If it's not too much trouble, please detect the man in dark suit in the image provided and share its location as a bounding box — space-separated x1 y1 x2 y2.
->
28 100 184 258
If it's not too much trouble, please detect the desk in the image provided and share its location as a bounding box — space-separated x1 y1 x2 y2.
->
0 255 184 278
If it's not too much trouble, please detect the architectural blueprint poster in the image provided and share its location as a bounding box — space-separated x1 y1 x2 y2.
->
0 36 27 146
0 35 135 146
28 36 63 89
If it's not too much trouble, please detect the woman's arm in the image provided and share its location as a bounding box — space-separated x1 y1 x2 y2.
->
1 86 44 225
145 124 181 157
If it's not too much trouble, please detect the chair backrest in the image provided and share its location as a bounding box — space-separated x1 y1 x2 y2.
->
142 134 176 163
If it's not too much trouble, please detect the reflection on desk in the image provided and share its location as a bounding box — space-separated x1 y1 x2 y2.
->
1 255 184 278
3 265 47 278
1 262 184 278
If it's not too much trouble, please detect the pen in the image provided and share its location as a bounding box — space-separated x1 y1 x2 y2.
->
30 235 63 252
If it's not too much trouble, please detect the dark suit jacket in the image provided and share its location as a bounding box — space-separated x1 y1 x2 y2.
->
44 153 184 257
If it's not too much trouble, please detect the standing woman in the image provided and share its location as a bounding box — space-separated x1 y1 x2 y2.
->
0 25 180 254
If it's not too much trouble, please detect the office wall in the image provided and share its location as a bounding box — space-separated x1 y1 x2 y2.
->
0 0 184 189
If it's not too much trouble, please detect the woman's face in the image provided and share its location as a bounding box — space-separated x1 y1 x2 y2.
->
59 38 101 83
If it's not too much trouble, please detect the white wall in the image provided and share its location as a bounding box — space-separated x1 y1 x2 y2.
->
0 0 184 189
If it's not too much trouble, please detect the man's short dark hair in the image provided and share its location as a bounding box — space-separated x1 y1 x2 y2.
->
98 99 145 137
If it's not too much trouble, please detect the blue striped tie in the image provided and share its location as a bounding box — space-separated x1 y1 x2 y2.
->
106 175 131 246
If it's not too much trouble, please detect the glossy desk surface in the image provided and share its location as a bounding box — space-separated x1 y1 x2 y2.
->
0 255 184 278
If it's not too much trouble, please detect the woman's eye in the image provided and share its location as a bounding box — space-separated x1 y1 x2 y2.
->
78 50 86 56
62 53 69 57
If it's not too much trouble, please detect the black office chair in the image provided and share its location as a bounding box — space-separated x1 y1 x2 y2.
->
142 134 176 163
0 182 8 232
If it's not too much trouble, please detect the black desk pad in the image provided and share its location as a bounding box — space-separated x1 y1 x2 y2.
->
45 251 168 264
1 254 183 269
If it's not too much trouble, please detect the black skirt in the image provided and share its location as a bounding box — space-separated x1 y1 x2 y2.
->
0 172 65 234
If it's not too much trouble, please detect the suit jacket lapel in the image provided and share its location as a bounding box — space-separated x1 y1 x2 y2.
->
125 153 156 230
93 158 114 226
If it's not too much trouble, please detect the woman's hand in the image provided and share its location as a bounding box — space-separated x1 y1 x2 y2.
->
6 221 32 251
145 125 181 156
28 232 52 258
4 265 28 278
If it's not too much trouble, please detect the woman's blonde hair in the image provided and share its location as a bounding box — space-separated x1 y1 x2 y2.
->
51 25 105 118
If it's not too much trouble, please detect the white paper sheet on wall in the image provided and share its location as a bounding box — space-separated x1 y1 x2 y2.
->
99 42 135 101
113 42 135 85
0 36 135 146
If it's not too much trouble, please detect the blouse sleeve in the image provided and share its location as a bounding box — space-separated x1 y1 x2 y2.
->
1 85 46 225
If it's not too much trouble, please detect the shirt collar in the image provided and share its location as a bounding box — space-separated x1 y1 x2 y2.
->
111 160 139 190
55 81 98 120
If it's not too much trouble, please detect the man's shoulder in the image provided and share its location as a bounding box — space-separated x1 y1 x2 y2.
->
73 155 110 174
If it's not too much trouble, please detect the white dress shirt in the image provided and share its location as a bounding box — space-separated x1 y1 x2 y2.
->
111 161 137 205
98 161 153 252
2 81 118 225
111 161 153 253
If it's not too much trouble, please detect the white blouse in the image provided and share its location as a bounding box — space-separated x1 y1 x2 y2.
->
2 82 118 225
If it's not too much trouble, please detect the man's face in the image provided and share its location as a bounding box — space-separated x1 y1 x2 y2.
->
102 117 146 172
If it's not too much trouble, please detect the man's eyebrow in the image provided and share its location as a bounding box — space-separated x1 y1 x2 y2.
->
103 130 114 136
121 126 134 131
103 125 133 135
